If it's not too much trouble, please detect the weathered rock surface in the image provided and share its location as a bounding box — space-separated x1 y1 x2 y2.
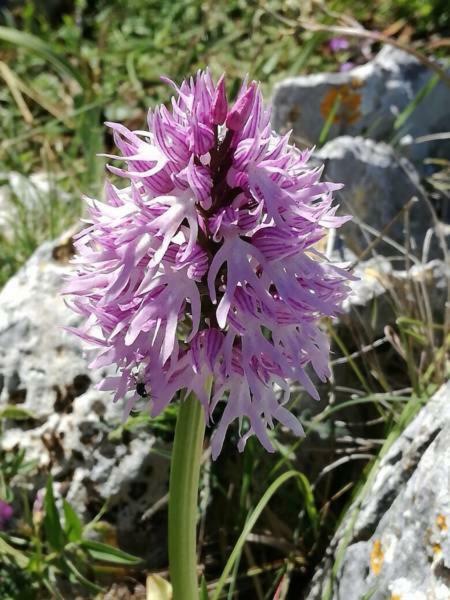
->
0 234 169 562
315 136 430 255
341 256 450 340
272 46 450 168
305 381 450 600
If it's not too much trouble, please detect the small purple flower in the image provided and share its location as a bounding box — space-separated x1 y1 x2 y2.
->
339 61 355 72
328 37 350 53
65 71 354 458
0 499 13 529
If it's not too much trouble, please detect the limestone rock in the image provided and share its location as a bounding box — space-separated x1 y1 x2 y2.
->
316 136 429 255
272 46 450 168
0 234 169 561
305 381 450 600
341 256 450 338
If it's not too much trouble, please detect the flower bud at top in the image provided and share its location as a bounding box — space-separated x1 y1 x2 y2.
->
32 488 45 526
211 74 227 125
225 82 257 131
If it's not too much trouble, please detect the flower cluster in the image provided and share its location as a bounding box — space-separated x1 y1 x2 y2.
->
65 71 353 458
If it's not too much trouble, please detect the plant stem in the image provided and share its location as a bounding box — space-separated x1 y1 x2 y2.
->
168 394 206 600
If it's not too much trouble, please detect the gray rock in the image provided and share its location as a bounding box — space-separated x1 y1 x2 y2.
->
340 255 450 342
316 136 431 255
272 46 450 168
0 233 169 560
306 381 450 600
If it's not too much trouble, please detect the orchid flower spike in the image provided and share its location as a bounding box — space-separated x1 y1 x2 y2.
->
64 70 354 459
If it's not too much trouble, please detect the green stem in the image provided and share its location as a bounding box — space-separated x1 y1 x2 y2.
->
169 394 206 600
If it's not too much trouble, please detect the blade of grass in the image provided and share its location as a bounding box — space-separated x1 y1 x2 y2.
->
393 74 440 131
0 60 33 123
211 470 313 600
0 61 73 124
0 26 85 88
318 93 341 146
328 328 372 394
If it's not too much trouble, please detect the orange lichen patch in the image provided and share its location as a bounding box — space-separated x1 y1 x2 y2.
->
436 514 448 532
370 539 384 575
390 595 401 600
320 81 362 126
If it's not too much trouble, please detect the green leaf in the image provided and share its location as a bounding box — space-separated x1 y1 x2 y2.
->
0 405 35 420
42 576 65 600
63 557 104 593
108 413 152 441
80 539 141 566
43 477 65 551
0 534 29 568
295 471 319 532
199 575 209 600
63 500 83 543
